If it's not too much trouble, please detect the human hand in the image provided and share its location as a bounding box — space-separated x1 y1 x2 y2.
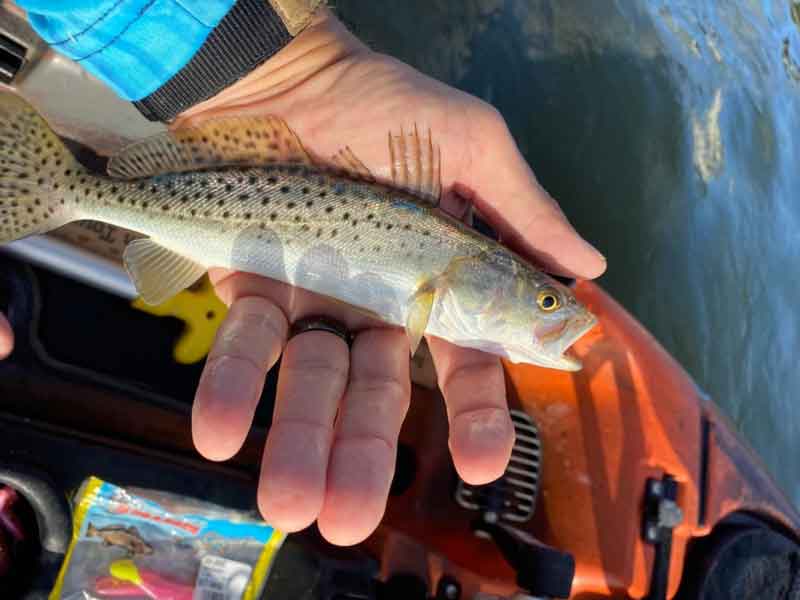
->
0 314 11 359
181 8 606 546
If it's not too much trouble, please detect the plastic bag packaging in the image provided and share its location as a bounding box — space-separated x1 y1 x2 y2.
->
50 476 284 600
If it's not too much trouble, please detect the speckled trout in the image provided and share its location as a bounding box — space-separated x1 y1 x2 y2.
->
0 92 595 370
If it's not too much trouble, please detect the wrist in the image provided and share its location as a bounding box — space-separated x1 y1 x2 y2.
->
174 7 368 126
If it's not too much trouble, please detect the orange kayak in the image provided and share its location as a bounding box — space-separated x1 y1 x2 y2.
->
368 280 800 599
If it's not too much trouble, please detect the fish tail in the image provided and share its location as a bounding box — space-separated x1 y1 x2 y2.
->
0 92 85 244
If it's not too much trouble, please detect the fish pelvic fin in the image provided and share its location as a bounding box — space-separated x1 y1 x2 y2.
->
388 123 442 206
0 92 85 243
406 281 437 357
123 239 207 305
108 115 315 179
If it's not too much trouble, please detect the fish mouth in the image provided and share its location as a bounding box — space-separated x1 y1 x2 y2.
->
545 311 598 371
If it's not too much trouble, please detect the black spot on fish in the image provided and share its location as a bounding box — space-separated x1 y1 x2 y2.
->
287 202 296 209
319 191 327 198
302 187 310 194
367 214 374 220
223 211 230 218
225 184 233 192
249 176 257 185
268 176 277 184
280 186 290 194
343 212 350 220
306 200 313 208
270 213 277 221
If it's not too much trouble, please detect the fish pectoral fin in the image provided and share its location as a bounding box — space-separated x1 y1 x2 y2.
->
388 123 442 206
406 282 437 357
108 115 314 178
329 146 375 182
123 239 207 306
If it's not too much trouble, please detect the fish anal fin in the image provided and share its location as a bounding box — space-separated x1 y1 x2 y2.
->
329 146 375 182
388 124 442 206
108 116 314 179
123 239 207 306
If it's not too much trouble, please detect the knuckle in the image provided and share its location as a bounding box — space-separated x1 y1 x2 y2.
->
351 374 409 406
203 353 260 382
451 406 514 440
476 101 508 136
440 359 504 400
335 433 396 457
211 308 286 367
283 354 349 385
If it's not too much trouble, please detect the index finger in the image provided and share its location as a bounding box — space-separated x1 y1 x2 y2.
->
426 335 514 485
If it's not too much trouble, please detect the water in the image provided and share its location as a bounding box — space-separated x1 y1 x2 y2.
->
334 0 800 506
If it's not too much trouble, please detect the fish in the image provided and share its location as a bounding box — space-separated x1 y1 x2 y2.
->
86 523 154 556
0 92 596 370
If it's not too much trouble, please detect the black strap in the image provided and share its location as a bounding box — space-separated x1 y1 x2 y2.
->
133 0 292 123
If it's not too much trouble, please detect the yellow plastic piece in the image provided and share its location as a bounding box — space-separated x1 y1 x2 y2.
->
243 530 286 600
49 477 105 600
131 274 227 364
110 559 143 585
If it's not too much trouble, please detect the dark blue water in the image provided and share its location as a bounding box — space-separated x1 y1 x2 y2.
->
335 0 800 506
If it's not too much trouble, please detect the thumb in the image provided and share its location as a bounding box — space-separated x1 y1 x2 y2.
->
458 108 606 280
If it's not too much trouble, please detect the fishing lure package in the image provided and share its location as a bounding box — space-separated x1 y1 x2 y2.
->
51 476 285 600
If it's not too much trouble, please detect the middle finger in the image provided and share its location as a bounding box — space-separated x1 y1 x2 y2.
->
257 329 349 532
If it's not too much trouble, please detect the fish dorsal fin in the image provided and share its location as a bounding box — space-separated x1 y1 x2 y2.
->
108 116 313 179
123 239 207 305
388 124 442 206
329 146 375 182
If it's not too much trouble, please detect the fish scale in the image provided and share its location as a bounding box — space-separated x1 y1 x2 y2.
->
82 164 475 329
0 91 597 370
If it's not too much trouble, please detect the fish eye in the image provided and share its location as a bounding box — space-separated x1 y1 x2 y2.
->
537 289 561 312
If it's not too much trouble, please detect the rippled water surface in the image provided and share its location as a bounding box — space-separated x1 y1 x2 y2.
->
335 0 800 505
